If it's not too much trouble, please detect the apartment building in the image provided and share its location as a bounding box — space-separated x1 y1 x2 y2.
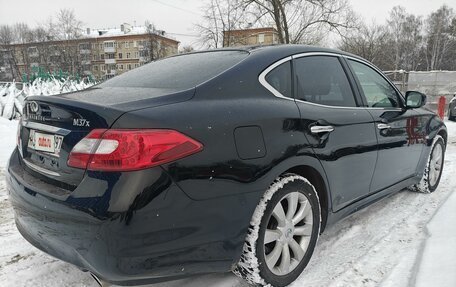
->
223 27 279 47
0 23 179 81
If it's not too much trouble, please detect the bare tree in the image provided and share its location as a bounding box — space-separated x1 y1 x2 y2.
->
240 0 357 44
387 6 423 72
0 25 14 45
196 0 247 48
53 9 83 40
144 21 167 62
12 23 34 44
424 5 455 71
0 25 20 81
339 22 393 69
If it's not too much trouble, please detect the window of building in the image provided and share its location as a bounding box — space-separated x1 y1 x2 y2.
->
126 52 131 59
134 51 139 58
265 61 292 99
118 53 122 59
295 56 357 107
106 53 115 59
79 43 90 50
127 64 132 70
125 41 129 48
101 65 106 71
258 33 265 44
27 47 38 54
104 41 115 48
348 59 400 108
101 54 105 60
118 64 123 70
93 65 98 71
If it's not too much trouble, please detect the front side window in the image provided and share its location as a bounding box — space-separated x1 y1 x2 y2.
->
295 56 357 107
348 60 400 108
265 61 292 99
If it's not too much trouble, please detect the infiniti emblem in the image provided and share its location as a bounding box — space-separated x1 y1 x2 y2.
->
286 228 293 238
29 101 39 113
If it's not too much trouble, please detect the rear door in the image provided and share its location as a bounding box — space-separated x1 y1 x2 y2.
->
292 54 378 212
345 58 425 192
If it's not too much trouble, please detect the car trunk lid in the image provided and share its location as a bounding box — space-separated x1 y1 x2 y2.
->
18 88 195 190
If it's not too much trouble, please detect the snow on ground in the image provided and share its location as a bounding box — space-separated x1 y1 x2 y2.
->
0 118 455 287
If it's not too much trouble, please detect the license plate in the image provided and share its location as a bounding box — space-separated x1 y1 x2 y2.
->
28 130 63 154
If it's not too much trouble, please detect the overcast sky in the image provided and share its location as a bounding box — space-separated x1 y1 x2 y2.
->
0 0 454 47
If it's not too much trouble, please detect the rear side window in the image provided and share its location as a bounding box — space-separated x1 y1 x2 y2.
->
101 50 249 90
348 60 400 108
295 56 357 107
265 61 292 98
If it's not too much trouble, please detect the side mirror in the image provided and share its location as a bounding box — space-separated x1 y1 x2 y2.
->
405 91 426 109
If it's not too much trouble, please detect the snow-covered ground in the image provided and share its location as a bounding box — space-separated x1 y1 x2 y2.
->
0 118 455 287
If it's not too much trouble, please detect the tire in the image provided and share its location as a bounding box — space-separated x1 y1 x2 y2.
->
233 174 321 287
410 135 445 193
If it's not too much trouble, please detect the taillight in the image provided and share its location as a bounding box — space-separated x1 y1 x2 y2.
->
68 129 203 172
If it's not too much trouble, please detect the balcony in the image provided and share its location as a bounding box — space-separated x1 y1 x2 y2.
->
80 49 91 54
103 41 116 53
105 59 116 64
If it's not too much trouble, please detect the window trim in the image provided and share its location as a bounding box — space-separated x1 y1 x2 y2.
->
258 52 403 111
259 56 292 100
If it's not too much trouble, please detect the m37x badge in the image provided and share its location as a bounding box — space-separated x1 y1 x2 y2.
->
73 118 90 127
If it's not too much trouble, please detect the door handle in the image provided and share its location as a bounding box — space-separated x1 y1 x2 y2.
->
310 125 335 134
377 123 391 130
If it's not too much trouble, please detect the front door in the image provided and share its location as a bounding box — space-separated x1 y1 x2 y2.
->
345 58 425 192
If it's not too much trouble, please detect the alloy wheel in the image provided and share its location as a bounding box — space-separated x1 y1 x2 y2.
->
263 192 313 276
429 142 443 187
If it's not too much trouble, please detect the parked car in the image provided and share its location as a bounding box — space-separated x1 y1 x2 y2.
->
6 45 446 287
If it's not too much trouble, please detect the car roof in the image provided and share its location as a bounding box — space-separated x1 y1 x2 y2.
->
190 44 363 61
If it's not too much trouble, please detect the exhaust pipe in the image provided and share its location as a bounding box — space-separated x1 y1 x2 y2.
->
90 273 111 287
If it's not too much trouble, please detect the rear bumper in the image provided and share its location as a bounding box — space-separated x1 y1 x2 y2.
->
6 148 260 285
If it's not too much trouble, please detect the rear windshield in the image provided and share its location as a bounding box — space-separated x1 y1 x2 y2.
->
101 50 249 89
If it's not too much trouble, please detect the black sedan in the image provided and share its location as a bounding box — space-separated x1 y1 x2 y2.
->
6 45 446 287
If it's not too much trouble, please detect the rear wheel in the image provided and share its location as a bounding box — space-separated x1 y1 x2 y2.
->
410 135 445 193
234 174 321 287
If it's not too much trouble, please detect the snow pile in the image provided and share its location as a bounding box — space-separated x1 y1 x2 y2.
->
0 79 95 120
0 118 18 169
